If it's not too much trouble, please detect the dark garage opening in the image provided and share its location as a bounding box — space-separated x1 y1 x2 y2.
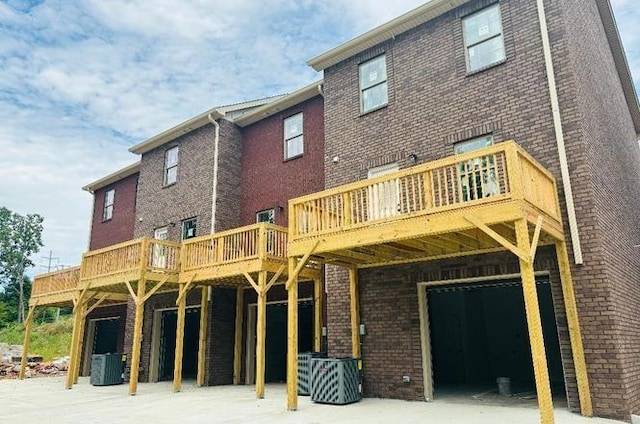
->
265 301 314 383
158 308 201 381
427 279 565 400
93 318 119 354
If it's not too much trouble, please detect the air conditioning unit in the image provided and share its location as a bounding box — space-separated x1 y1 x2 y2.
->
310 357 361 405
90 353 124 386
298 352 327 395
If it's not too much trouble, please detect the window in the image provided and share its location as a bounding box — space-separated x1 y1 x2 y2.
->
367 162 400 220
454 135 497 201
359 55 388 113
284 113 304 159
462 4 505 72
256 209 275 224
182 218 197 240
152 226 169 268
103 189 115 221
164 146 179 185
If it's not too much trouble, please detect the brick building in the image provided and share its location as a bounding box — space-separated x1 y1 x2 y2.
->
300 0 640 420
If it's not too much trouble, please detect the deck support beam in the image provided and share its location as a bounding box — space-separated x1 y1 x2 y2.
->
515 219 554 424
314 277 323 352
66 292 88 389
129 280 146 395
255 271 267 399
556 240 592 416
18 303 38 380
173 282 187 392
196 286 209 387
349 267 361 359
233 287 244 385
286 257 299 411
73 299 89 384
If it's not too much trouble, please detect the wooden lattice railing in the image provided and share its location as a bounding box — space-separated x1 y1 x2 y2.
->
181 223 288 273
80 238 181 281
31 266 80 297
289 141 560 239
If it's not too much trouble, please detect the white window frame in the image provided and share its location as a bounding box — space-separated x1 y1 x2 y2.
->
462 3 506 72
256 209 275 224
367 162 400 221
454 135 497 201
284 113 304 160
164 146 179 186
103 189 115 221
359 54 388 113
181 218 197 240
152 226 169 268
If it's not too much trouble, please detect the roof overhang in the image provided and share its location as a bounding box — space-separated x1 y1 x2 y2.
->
234 81 323 127
82 162 140 193
128 96 286 155
308 0 469 71
595 0 640 135
308 0 639 136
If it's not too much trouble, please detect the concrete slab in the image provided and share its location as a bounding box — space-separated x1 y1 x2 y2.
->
0 377 623 424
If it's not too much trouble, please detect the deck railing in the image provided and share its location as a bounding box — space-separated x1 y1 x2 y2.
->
80 238 181 281
181 223 288 273
289 141 559 239
31 266 80 297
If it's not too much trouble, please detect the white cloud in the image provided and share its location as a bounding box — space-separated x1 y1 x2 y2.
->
0 0 637 277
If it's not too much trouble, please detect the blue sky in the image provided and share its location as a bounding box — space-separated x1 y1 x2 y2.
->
0 0 638 274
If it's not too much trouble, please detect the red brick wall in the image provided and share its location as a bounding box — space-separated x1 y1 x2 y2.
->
240 96 325 226
321 0 640 419
89 173 138 250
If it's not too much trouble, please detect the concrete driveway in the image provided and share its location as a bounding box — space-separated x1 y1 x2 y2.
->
0 377 623 424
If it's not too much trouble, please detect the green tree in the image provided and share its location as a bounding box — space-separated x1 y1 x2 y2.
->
0 207 44 322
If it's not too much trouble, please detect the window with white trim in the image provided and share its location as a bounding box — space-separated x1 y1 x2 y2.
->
284 113 304 159
359 55 388 113
103 189 115 221
164 146 179 185
367 162 400 220
256 209 275 224
454 135 497 201
462 3 505 72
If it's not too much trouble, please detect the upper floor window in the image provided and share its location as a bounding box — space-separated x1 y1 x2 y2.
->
359 55 388 113
462 4 505 72
284 113 304 159
256 209 275 224
103 189 115 221
182 218 197 240
164 146 179 185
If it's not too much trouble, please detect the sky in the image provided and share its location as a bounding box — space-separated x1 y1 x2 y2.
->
0 0 638 276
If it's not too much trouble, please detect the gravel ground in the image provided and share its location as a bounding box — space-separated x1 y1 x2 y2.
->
0 377 625 424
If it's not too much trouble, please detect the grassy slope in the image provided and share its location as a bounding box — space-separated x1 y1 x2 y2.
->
0 317 73 361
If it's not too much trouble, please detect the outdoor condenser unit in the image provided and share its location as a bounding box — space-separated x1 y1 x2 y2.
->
90 353 124 386
310 357 361 405
298 352 327 395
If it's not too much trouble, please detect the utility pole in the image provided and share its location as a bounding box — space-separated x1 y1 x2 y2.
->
40 250 60 321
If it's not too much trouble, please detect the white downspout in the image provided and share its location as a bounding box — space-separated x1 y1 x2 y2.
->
536 0 584 264
207 112 221 302
207 113 221 234
86 192 95 250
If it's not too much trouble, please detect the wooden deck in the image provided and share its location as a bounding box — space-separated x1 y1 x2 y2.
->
180 223 320 287
288 141 564 265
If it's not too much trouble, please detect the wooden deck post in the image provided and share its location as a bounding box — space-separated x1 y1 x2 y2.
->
255 271 267 399
286 257 299 411
233 286 244 385
196 286 209 387
18 305 37 380
173 282 187 392
129 281 146 395
73 300 88 384
556 240 592 416
349 267 361 358
66 296 84 389
313 277 323 352
515 219 554 424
